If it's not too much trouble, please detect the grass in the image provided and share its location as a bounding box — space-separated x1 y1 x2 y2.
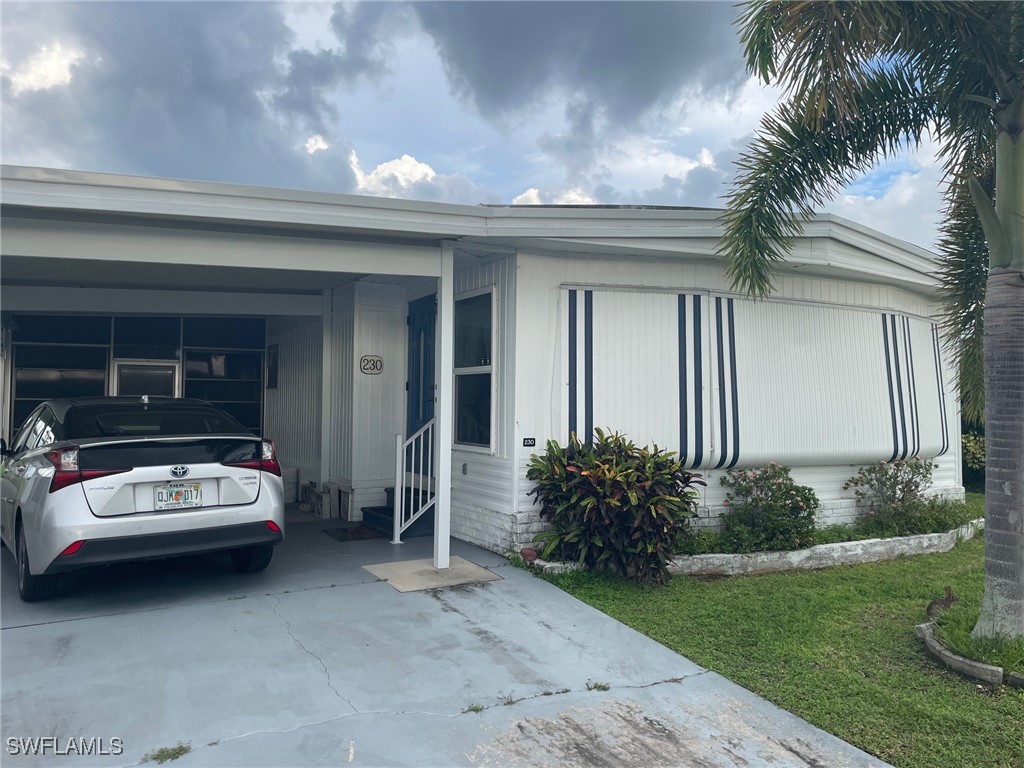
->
546 500 1024 768
932 493 1024 675
142 743 191 764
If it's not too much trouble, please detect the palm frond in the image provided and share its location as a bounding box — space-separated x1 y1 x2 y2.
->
739 1 1009 131
719 68 938 295
935 126 994 426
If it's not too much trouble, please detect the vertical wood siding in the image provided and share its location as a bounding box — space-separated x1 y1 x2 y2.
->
330 285 355 484
264 318 323 483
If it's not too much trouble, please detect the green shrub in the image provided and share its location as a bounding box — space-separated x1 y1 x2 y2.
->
843 457 935 515
813 523 858 545
526 429 705 584
961 432 986 492
852 497 976 539
961 434 985 471
717 463 819 552
674 526 728 555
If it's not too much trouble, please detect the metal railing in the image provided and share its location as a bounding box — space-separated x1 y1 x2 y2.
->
393 418 436 544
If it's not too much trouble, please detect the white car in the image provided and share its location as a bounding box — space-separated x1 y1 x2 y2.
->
0 397 285 601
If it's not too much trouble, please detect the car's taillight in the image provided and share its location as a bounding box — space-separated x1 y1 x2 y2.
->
266 520 281 533
261 440 282 477
45 447 129 493
222 440 282 476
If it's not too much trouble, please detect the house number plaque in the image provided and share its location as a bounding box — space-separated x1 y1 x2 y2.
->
360 355 383 375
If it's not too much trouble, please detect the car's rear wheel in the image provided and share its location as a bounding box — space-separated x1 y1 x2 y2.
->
17 527 60 602
230 545 274 574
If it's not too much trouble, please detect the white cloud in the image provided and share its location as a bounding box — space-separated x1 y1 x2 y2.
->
7 41 85 95
512 187 542 205
351 152 436 196
673 76 784 144
826 138 944 251
598 135 699 189
348 149 498 203
554 187 596 205
305 134 329 154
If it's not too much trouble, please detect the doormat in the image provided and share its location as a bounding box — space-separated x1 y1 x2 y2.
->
363 556 502 592
322 526 384 543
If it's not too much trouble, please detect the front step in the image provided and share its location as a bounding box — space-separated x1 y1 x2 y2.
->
361 500 435 539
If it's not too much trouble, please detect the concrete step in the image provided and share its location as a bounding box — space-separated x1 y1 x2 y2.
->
360 503 435 539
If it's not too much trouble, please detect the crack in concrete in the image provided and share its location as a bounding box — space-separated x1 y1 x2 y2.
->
466 672 708 713
270 595 357 713
116 673 710 767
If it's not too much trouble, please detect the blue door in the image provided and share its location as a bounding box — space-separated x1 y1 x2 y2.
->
407 294 436 435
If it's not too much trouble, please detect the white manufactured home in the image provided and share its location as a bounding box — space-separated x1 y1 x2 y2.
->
0 166 961 567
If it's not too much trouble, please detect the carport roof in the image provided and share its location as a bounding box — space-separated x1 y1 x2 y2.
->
1 164 941 294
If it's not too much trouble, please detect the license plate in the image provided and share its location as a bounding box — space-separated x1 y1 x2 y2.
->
155 482 203 510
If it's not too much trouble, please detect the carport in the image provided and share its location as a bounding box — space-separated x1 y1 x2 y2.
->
0 167 471 568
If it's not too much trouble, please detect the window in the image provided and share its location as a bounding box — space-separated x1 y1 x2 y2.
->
454 290 493 448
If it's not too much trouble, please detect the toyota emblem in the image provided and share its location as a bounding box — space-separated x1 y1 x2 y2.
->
170 466 190 478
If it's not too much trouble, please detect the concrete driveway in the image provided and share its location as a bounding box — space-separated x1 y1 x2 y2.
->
1 520 889 767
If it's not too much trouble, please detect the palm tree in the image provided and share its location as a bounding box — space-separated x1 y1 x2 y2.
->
720 1 1022 640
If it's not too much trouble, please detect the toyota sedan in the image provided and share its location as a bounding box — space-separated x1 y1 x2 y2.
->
0 397 285 601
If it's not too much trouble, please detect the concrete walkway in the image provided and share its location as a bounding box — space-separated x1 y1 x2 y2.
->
1 520 890 767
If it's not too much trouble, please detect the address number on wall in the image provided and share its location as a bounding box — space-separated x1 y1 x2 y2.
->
360 355 383 375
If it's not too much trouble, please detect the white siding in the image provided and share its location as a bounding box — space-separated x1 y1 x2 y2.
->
329 284 355 485
264 317 323 484
350 282 407 515
509 251 962 540
449 254 518 550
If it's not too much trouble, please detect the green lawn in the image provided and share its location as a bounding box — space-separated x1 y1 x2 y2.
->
546 497 1024 768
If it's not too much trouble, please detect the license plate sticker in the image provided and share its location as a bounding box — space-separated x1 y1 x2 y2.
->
155 482 203 510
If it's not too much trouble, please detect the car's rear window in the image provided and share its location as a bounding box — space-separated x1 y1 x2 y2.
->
64 404 250 439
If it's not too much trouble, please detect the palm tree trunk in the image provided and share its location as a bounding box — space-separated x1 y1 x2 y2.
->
972 269 1024 640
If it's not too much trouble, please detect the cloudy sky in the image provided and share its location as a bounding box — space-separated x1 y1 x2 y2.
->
1 1 944 250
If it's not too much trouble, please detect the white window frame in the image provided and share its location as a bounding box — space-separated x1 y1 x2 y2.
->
452 286 497 454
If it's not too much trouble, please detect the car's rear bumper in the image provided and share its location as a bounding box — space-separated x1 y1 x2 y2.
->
42 521 284 574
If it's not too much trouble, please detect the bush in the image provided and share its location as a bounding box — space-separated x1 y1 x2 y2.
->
526 429 705 584
717 463 819 553
961 434 985 471
843 459 978 537
961 432 985 492
674 526 728 555
853 497 976 538
843 457 935 515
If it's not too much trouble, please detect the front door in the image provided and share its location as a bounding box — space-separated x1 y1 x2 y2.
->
407 294 436 435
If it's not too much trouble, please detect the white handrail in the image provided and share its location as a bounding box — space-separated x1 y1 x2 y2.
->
392 418 437 544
